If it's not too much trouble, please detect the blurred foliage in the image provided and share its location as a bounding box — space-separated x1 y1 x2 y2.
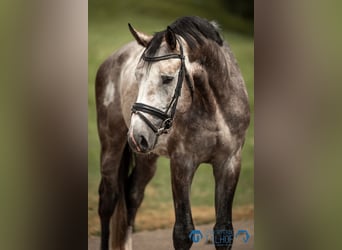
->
89 0 253 35
222 0 254 20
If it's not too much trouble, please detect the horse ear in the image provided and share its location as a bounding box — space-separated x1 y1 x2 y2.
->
165 26 176 50
128 23 152 47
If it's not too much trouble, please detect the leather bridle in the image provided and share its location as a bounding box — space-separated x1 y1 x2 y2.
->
131 36 193 136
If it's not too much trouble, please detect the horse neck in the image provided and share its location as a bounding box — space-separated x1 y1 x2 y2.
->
190 42 231 108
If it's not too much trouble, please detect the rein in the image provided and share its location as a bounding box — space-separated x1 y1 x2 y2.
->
131 37 193 136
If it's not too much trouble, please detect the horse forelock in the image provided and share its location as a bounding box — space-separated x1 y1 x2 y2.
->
137 16 224 80
143 16 223 59
169 16 223 47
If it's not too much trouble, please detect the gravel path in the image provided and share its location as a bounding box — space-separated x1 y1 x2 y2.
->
88 219 253 250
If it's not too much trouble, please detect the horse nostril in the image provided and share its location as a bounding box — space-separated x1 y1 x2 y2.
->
139 135 149 151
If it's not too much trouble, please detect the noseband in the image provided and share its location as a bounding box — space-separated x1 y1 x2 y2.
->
131 37 193 136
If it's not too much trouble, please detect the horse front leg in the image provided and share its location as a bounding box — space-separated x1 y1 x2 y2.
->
213 151 242 250
98 150 122 250
170 155 197 250
98 131 128 250
125 154 158 250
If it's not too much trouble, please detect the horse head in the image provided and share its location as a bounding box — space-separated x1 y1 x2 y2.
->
127 24 193 153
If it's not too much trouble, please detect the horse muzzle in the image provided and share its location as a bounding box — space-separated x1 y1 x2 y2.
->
127 115 157 154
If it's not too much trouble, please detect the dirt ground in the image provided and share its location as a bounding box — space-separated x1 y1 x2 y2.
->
88 219 254 250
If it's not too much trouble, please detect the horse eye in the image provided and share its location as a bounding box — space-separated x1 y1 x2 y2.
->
161 75 174 84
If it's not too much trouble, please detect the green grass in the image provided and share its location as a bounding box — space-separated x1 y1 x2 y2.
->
88 0 253 235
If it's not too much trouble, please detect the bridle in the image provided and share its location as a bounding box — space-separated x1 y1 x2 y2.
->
131 36 193 136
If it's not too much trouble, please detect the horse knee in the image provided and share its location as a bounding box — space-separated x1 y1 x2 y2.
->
98 178 117 218
128 186 145 206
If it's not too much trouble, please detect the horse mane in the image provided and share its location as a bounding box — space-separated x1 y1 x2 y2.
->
144 16 223 57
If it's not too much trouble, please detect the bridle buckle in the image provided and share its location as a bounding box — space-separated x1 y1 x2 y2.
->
156 118 173 135
163 118 173 130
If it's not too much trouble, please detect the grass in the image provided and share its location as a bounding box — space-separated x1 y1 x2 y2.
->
88 0 254 236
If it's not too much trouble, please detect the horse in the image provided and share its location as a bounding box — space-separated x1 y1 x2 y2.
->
95 16 250 250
